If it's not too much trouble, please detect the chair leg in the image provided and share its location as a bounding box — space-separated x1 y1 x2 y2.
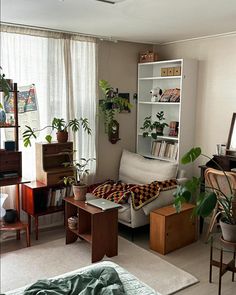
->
205 207 219 242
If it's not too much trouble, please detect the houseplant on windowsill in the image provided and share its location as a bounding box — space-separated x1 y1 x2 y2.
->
23 117 91 147
141 111 168 139
63 157 96 201
173 147 236 242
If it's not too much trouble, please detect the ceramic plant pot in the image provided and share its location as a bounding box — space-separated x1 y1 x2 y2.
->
56 131 68 143
3 209 18 223
220 219 236 243
73 184 87 201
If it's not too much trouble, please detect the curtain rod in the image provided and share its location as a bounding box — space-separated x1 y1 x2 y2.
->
0 22 119 42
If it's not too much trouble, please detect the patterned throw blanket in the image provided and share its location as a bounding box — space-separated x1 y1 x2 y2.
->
89 179 177 210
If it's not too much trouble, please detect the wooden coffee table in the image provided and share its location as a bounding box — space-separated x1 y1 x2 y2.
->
64 197 119 263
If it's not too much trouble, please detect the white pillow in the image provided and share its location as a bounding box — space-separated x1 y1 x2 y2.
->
119 149 178 184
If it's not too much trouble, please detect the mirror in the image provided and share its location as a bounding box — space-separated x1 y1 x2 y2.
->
226 113 236 154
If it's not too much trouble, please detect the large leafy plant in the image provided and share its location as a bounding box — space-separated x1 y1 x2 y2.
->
99 80 132 133
174 147 236 225
141 111 168 139
23 117 91 147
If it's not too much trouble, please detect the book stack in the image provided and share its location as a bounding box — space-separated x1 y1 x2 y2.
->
47 186 73 207
151 140 178 160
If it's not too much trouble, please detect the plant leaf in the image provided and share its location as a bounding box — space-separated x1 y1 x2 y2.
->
196 192 217 217
45 135 52 143
181 147 201 164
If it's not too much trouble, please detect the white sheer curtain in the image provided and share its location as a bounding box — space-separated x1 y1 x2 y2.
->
1 27 97 227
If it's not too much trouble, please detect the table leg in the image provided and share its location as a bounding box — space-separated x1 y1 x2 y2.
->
232 250 236 282
16 230 20 240
35 216 38 240
26 225 30 247
209 238 213 283
28 214 31 234
218 249 223 295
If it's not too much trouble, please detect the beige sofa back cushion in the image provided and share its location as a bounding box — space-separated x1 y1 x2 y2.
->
118 149 178 184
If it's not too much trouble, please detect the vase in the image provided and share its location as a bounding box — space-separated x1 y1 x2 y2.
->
0 109 6 124
3 209 18 223
0 193 8 220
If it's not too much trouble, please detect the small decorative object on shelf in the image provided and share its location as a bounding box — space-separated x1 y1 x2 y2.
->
68 216 78 230
169 121 179 137
139 51 159 63
159 88 180 102
150 87 162 102
161 66 182 77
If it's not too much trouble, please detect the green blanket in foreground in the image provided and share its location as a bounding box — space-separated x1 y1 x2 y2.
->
23 266 125 295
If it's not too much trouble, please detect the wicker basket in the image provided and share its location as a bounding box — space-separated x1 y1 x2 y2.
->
68 216 78 230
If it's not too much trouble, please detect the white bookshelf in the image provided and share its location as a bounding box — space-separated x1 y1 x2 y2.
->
137 59 198 176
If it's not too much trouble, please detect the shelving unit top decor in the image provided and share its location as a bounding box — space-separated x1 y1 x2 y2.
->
137 58 198 176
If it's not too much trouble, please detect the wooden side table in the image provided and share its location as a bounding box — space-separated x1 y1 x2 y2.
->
209 234 236 295
150 203 197 255
64 197 118 263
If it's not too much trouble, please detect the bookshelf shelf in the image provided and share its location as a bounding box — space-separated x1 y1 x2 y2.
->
139 101 180 105
139 76 181 81
22 181 72 240
138 133 179 141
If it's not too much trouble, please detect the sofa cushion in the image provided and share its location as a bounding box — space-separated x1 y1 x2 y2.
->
118 204 131 223
119 150 178 184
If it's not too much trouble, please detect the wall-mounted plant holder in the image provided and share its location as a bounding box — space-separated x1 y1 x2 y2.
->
108 120 120 144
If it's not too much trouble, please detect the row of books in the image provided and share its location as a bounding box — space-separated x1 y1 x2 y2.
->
47 186 73 207
151 140 178 160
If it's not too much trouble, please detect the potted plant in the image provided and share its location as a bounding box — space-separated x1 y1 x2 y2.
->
141 111 168 139
23 117 91 147
0 67 11 100
99 80 132 143
173 147 236 242
63 157 96 201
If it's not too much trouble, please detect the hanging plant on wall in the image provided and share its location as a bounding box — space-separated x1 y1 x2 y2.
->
99 79 132 144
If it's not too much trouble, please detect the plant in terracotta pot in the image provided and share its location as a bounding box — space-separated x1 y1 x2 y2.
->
173 147 236 242
63 157 96 201
141 111 168 139
23 117 91 147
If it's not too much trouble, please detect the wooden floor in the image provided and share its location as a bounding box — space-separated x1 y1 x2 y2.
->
1 224 235 295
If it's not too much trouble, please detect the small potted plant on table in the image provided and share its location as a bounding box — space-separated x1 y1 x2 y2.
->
63 157 96 201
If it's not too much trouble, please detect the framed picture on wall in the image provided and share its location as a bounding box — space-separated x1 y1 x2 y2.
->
118 93 131 113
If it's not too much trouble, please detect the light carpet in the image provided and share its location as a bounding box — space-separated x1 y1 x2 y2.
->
1 236 198 294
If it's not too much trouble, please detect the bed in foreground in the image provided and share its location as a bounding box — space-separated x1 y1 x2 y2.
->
6 261 159 295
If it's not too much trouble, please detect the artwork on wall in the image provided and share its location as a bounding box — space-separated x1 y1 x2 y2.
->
4 84 38 113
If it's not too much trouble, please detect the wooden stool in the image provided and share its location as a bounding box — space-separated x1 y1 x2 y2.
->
0 220 30 247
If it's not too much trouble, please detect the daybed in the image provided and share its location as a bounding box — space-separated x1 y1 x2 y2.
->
90 150 186 229
6 261 158 295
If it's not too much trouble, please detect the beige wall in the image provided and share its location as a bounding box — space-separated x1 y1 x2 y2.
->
155 35 236 171
97 40 152 181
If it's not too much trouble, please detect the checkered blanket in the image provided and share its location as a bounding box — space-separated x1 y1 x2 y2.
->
90 179 177 210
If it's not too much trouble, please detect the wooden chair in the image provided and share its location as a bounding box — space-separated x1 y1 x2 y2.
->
204 168 236 241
